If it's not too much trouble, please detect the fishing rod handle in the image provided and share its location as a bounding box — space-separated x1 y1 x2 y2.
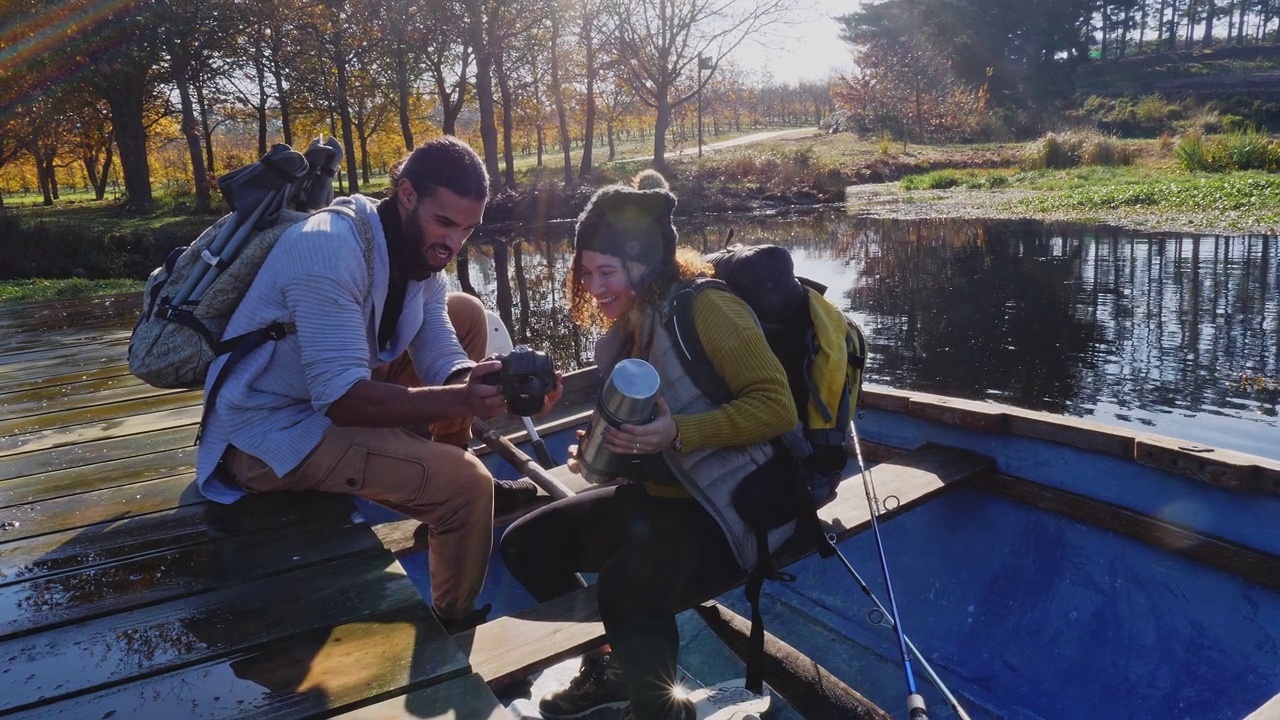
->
908 693 928 720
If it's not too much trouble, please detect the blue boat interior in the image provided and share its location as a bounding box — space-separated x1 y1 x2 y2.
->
356 416 1280 720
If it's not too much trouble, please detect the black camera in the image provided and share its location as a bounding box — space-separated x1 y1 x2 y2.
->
477 345 557 417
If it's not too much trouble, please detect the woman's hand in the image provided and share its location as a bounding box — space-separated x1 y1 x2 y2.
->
535 372 565 417
566 429 585 475
606 396 677 456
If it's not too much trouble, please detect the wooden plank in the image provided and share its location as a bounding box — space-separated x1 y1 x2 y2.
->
0 352 127 385
0 378 183 422
0 517 381 640
1135 434 1276 493
0 552 434 714
0 492 357 586
0 405 201 458
904 392 1009 433
0 391 201 439
463 443 993 690
0 446 195 508
0 474 204 542
334 672 510 720
973 472 1280 589
0 334 129 370
0 363 133 395
1004 408 1136 460
7 602 470 720
804 442 993 544
459 585 604 691
0 292 137 332
0 425 197 481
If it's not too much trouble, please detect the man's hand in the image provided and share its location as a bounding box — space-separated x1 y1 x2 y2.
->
466 359 507 418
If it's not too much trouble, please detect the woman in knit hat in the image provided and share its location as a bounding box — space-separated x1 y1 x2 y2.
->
500 171 797 720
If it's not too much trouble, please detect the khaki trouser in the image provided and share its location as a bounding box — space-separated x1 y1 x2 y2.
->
225 292 494 618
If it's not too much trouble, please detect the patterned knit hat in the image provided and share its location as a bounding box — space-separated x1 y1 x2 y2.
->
574 184 678 271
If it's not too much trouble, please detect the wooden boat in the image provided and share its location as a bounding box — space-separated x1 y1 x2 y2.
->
464 366 1280 720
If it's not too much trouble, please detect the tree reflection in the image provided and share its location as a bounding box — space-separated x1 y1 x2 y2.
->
458 212 1278 449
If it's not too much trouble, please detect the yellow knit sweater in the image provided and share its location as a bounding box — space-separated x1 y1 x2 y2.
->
672 289 796 452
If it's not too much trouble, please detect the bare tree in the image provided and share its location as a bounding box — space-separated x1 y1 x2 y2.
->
601 0 794 165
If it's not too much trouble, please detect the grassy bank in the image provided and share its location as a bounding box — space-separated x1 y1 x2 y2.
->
0 278 142 305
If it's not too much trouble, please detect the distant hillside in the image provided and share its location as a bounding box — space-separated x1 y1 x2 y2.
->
1074 44 1280 104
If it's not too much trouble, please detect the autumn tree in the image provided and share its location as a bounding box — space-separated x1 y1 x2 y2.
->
602 0 795 165
835 2 987 144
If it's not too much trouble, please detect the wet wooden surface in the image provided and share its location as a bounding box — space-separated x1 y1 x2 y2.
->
0 294 507 719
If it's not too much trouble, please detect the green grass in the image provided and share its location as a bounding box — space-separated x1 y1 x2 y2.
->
0 278 142 305
1014 171 1280 224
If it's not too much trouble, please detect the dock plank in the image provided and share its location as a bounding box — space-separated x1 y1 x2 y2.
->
0 404 202 457
0 390 201 437
0 425 197 480
0 492 357 587
0 446 196 507
7 603 471 720
0 363 134 395
0 552 432 714
0 516 380 639
0 380 189 422
0 473 205 541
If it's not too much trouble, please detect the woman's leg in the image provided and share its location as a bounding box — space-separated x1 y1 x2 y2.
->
596 494 744 720
499 483 643 601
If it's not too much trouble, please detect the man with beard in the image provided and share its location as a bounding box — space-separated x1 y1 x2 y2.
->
194 136 549 633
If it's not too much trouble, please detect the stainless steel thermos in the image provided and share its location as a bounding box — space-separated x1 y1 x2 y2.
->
578 359 661 484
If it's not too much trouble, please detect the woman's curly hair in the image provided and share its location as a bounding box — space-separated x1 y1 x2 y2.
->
568 247 710 332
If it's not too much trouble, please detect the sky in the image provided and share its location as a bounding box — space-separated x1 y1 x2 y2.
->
730 0 857 83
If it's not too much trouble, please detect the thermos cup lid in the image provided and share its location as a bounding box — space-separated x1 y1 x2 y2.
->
600 359 660 423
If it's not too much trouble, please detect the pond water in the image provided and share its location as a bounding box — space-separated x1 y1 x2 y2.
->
457 210 1279 461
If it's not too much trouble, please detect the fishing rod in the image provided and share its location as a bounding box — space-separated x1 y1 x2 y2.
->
822 419 972 720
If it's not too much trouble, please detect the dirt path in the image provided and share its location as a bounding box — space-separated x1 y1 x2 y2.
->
627 127 818 162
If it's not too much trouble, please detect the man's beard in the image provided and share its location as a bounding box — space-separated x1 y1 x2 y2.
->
402 209 453 279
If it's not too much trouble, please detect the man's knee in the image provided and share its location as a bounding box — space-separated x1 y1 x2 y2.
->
447 292 489 356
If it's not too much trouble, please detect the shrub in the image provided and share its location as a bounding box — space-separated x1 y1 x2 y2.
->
1028 130 1132 169
1175 131 1212 172
1175 126 1280 172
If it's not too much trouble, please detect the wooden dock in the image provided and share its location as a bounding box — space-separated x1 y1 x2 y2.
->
0 294 509 719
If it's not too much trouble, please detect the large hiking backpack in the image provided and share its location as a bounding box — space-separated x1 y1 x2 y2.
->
128 140 373 390
664 242 868 527
128 202 373 389
663 242 868 696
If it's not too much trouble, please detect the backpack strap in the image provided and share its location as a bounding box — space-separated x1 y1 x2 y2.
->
743 531 770 695
664 277 735 404
197 201 376 445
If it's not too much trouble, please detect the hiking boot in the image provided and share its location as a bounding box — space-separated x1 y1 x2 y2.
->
434 602 491 635
494 477 539 515
538 653 628 718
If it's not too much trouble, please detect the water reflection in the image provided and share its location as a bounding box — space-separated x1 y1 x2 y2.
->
460 213 1279 459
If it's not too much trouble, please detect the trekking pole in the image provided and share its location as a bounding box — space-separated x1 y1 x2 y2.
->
520 415 557 467
168 215 244 308
848 418 928 720
184 187 281 303
840 419 973 720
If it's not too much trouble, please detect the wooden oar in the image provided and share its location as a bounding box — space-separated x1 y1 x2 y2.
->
694 601 891 720
471 417 573 500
